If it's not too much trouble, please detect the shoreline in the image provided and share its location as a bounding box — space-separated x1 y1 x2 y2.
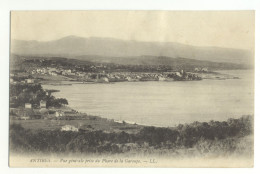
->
39 70 250 129
39 70 241 86
10 69 252 131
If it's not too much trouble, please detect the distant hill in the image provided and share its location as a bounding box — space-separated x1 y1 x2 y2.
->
75 55 249 70
10 54 250 72
11 36 254 66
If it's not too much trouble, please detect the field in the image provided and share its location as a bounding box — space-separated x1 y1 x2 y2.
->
10 118 144 134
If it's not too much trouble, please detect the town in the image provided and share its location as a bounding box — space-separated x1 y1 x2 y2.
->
28 67 202 82
10 57 203 85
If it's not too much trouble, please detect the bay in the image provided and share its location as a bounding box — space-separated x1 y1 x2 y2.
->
43 70 254 127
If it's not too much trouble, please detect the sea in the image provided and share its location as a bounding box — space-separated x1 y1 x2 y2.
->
42 70 254 127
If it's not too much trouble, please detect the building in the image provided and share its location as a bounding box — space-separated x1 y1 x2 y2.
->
45 90 51 96
96 77 109 83
20 116 30 120
25 103 32 109
26 79 34 84
68 72 75 76
175 72 182 77
102 77 109 82
55 111 64 117
194 68 200 72
201 67 208 72
126 76 132 81
63 69 72 74
61 125 79 132
78 73 85 77
50 71 58 76
40 100 47 108
158 77 166 81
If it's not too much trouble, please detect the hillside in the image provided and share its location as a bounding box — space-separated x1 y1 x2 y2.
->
10 54 250 72
76 55 249 70
11 36 254 66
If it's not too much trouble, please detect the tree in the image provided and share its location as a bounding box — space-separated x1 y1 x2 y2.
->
47 97 68 108
57 98 68 105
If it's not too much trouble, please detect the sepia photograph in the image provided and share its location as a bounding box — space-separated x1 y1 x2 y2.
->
9 10 254 167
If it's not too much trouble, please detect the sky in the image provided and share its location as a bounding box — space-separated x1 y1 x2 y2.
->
11 11 254 51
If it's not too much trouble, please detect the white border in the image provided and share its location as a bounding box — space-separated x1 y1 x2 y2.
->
0 0 259 174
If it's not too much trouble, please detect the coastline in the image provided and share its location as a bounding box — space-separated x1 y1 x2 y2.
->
40 70 253 128
9 70 254 167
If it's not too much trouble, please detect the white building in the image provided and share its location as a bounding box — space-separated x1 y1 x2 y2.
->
78 73 85 77
55 111 64 117
158 77 166 81
66 69 72 73
175 72 182 77
51 72 58 76
61 125 79 132
194 68 200 72
202 67 208 72
40 100 47 108
25 103 32 109
26 79 34 84
102 77 109 82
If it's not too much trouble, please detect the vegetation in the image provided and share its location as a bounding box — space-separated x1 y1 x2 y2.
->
10 115 253 156
10 83 68 108
11 54 250 74
46 96 68 108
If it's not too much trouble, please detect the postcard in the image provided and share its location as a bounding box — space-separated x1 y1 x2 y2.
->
9 11 254 167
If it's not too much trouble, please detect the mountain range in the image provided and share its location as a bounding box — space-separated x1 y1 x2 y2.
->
11 35 254 67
